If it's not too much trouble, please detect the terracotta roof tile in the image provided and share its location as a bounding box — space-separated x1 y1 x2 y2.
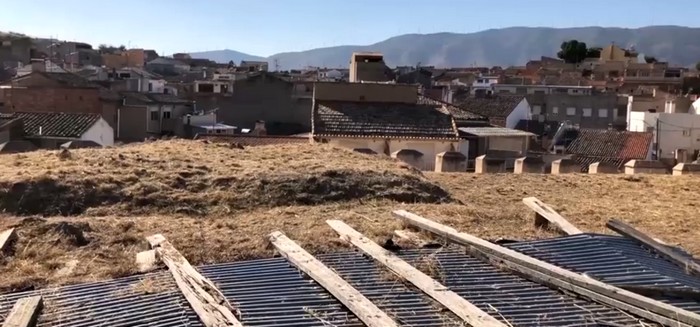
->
565 129 653 172
0 112 101 138
417 96 487 123
312 100 458 140
454 95 525 119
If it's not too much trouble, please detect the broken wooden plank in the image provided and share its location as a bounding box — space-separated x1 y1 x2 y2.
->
392 209 700 326
146 234 243 327
607 219 700 277
467 246 692 327
2 296 43 327
327 220 508 327
522 197 582 235
135 249 159 273
269 231 399 327
0 228 18 255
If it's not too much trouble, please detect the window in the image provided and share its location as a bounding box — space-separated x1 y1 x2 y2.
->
566 107 576 116
150 111 159 121
532 105 542 115
163 111 172 119
598 109 608 118
215 129 224 134
683 129 691 137
148 83 153 92
198 83 214 93
582 108 592 117
552 106 559 114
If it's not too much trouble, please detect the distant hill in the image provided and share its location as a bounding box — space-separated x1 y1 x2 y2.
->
187 49 266 65
190 26 700 70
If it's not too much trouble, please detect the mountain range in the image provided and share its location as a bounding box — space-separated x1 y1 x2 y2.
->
189 26 700 70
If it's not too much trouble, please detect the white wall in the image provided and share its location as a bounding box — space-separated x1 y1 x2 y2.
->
326 138 461 171
81 117 114 146
147 79 166 93
629 111 700 159
691 99 700 115
506 98 531 129
488 136 527 153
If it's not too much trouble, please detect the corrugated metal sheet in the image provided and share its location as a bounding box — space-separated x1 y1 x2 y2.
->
397 249 649 326
199 257 364 327
509 233 700 314
0 272 203 327
0 233 697 326
317 252 463 326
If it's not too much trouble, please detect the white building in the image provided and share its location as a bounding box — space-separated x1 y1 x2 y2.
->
628 111 700 160
470 75 499 95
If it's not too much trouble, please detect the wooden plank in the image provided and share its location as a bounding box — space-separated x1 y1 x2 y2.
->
146 234 243 327
392 209 700 326
466 246 692 327
269 231 399 327
326 220 508 327
522 197 582 235
135 249 159 273
0 228 18 255
607 219 700 277
619 285 700 301
2 296 43 327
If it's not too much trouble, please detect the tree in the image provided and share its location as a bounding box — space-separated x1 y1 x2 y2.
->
586 47 602 59
557 40 588 64
696 61 700 71
118 45 126 51
645 56 658 64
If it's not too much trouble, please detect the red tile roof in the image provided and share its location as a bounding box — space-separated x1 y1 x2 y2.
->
565 129 653 171
312 100 459 140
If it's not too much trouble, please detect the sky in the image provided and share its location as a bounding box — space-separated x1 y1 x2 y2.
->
1 0 698 57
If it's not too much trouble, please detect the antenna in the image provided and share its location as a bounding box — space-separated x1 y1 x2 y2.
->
274 58 280 72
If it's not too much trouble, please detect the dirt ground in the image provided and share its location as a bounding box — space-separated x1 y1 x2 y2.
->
1 141 699 293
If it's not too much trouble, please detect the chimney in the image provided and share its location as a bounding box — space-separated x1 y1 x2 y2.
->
251 120 266 136
31 59 46 72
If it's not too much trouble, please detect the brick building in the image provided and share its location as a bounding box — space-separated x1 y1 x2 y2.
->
0 71 121 129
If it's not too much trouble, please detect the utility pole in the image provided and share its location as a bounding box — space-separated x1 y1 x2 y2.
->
274 58 280 72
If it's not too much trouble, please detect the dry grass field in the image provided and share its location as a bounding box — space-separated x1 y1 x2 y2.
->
1 140 699 293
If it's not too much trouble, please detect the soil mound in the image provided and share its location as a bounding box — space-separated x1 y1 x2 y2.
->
0 141 453 216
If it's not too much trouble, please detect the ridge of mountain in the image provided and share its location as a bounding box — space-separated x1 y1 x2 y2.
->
191 26 700 69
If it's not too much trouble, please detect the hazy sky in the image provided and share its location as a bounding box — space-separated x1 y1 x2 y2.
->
1 0 697 56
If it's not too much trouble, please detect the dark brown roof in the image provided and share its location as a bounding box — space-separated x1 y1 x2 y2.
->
0 140 37 153
122 92 190 105
418 95 488 124
454 95 525 119
0 112 101 138
313 100 458 140
194 134 309 146
565 129 653 172
36 72 98 88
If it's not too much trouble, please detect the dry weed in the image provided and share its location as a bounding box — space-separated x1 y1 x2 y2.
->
1 142 700 293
